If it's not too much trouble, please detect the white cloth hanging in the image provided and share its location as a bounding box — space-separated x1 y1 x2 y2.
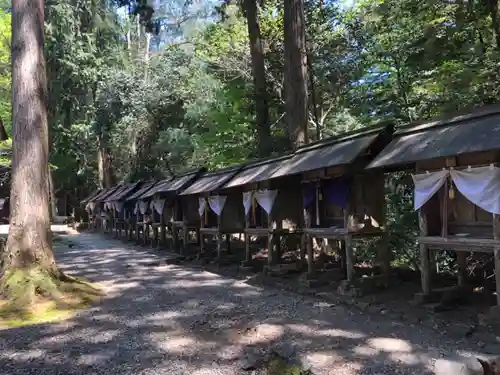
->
87 202 95 212
208 195 227 216
134 201 139 215
152 199 166 215
412 170 448 211
114 202 124 213
450 166 500 215
139 200 148 214
198 197 207 217
242 191 253 215
254 189 278 214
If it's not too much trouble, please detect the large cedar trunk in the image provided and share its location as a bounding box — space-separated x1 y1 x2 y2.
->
97 138 114 189
244 0 271 157
1 0 57 274
284 0 309 149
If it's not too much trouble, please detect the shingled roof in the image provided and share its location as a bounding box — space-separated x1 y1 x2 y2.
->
367 104 500 170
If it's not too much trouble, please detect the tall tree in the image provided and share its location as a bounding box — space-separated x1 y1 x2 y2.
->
243 0 271 157
1 0 58 295
284 0 309 148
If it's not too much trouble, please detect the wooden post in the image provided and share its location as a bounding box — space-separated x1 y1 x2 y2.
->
345 234 353 282
244 213 251 264
307 234 314 276
161 213 166 248
344 205 354 281
199 210 205 255
419 206 431 295
457 252 467 286
267 212 274 266
493 214 500 305
442 177 448 238
216 213 222 259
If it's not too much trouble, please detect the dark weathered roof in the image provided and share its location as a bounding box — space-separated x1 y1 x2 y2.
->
224 155 293 188
367 105 500 169
141 168 206 199
104 181 142 202
180 165 243 195
80 188 101 205
126 180 157 201
90 184 123 203
276 125 390 177
224 125 390 188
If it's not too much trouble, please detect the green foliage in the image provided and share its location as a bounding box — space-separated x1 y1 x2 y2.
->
42 0 500 269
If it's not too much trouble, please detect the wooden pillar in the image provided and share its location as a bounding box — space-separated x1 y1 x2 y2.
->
303 206 313 275
267 212 274 266
419 206 431 295
345 234 353 282
161 214 166 248
493 214 500 305
199 213 205 255
457 252 467 286
344 205 354 281
244 214 251 264
216 214 222 259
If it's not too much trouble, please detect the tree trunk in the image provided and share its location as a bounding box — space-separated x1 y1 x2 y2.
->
2 0 57 276
48 167 57 220
284 0 309 149
488 0 500 49
97 140 114 189
0 118 8 140
244 0 271 157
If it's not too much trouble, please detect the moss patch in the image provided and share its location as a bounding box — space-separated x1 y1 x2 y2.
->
0 267 103 329
265 354 302 375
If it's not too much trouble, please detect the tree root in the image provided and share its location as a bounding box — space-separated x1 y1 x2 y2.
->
0 266 103 321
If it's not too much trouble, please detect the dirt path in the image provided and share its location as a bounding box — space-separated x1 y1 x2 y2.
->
0 231 494 374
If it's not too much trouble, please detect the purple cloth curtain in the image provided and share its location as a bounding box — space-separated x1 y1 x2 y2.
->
302 184 316 207
323 178 351 209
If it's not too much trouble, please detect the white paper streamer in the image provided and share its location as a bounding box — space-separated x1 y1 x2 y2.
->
114 202 124 213
242 191 253 215
139 200 148 215
153 199 166 215
134 201 138 215
254 189 278 214
208 195 227 216
412 170 448 211
198 197 207 217
450 166 500 215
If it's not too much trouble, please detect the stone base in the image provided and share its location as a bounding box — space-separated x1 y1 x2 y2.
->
264 263 301 277
299 278 325 288
337 275 389 297
413 285 471 306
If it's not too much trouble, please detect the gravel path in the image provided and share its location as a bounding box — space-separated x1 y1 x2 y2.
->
0 231 492 375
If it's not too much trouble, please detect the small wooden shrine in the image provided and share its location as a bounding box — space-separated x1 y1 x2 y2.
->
138 168 205 249
367 105 500 304
289 125 394 282
124 180 158 243
85 184 123 230
104 181 142 238
179 165 244 258
223 155 303 269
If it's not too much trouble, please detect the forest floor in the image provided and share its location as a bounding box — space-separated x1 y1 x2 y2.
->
0 228 499 375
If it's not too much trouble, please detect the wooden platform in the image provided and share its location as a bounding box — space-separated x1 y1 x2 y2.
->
418 235 500 252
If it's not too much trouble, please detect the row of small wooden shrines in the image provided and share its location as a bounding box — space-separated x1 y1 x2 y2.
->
80 104 500 304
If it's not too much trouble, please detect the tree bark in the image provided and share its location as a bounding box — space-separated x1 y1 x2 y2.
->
0 118 8 141
2 0 57 275
284 0 309 149
244 0 271 157
487 0 500 49
97 141 114 189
